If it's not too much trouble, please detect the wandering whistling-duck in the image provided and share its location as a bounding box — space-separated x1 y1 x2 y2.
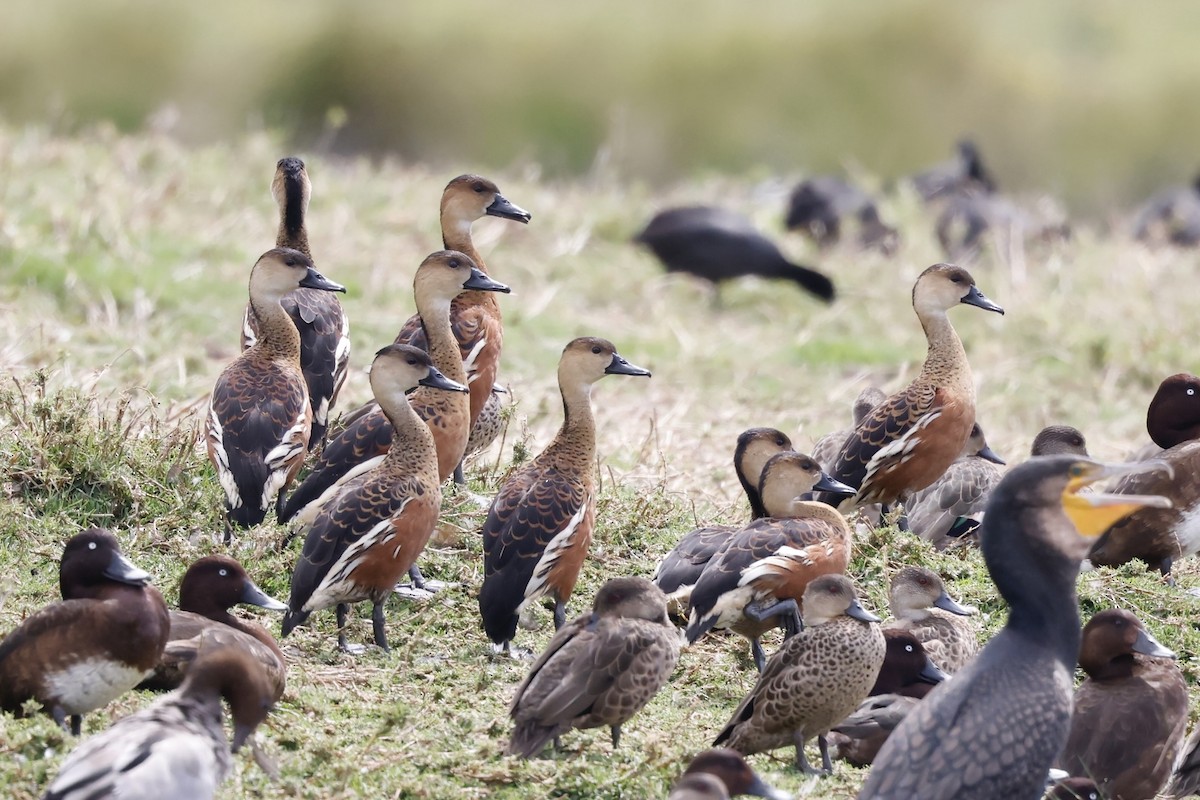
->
909 139 997 202
653 427 794 600
785 175 898 254
506 577 680 758
1090 373 1200 580
1055 609 1186 800
859 456 1171 800
904 422 1005 549
478 338 651 655
633 206 835 302
282 344 467 652
685 451 855 671
820 263 1003 517
829 694 919 768
669 748 792 800
139 555 287 702
0 528 169 735
882 566 976 673
714 574 885 776
42 646 275 800
207 247 345 535
811 387 888 473
280 251 510 526
241 157 348 449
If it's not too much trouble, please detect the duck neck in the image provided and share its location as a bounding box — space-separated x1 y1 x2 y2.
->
416 295 467 383
917 307 973 397
442 212 501 316
248 293 302 363
546 379 598 467
378 388 440 481
179 590 237 628
739 473 767 519
1084 653 1136 681
277 191 311 258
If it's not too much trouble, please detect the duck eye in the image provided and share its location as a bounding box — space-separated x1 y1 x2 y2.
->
1069 464 1085 478
88 542 97 550
950 274 963 283
448 259 459 269
1188 388 1196 396
905 644 914 653
592 346 602 354
473 183 485 193
218 569 228 577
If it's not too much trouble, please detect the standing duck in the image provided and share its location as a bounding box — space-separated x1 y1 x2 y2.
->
810 387 888 472
820 263 1004 516
242 156 348 448
1055 609 1186 800
282 344 467 652
654 427 794 597
685 451 855 671
882 566 977 673
905 422 1005 549
713 574 886 775
478 338 651 655
0 528 169 735
138 555 287 702
1090 373 1200 581
42 646 275 800
858 456 1171 800
506 577 680 757
207 247 345 533
280 251 509 524
670 748 792 800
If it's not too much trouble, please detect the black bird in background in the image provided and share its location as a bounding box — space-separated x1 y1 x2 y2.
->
634 206 835 302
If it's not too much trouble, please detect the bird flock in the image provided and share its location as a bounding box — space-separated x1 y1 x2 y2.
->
3 145 1200 800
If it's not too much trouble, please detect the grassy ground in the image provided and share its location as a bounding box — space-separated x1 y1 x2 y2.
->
1 125 1199 798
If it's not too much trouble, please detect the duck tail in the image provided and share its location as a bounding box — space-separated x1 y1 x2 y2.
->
506 721 564 759
783 260 836 303
280 608 310 638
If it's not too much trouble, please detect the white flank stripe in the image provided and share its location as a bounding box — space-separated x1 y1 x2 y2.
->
739 545 815 586
462 336 488 382
694 585 758 632
516 497 590 615
241 309 257 349
291 455 386 528
306 508 409 611
260 416 308 512
863 410 942 486
207 404 242 510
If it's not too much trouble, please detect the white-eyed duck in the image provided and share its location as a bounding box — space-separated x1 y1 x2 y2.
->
909 139 997 202
506 577 680 757
0 528 169 735
882 566 976 673
280 250 509 526
139 555 287 702
859 456 1171 800
714 574 885 775
820 264 1003 519
206 247 345 534
1055 609 1186 800
241 156 348 448
42 645 275 800
633 206 835 302
785 175 898 254
282 344 467 652
670 748 792 800
870 630 947 698
479 338 650 655
685 451 855 671
1090 373 1200 581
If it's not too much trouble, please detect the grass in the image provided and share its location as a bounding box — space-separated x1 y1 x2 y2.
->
1 124 1200 798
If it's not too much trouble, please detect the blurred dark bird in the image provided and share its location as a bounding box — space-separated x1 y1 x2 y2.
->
1132 172 1200 246
785 176 898 254
858 456 1170 800
909 139 997 202
670 748 792 800
935 189 1070 263
1046 777 1100 800
634 206 835 302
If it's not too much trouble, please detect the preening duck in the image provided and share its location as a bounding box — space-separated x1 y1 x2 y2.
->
1055 609 1186 800
478 338 650 655
820 263 1003 516
0 528 169 735
669 748 792 800
207 247 345 534
506 577 680 758
280 250 509 525
139 555 287 702
882 566 976 673
282 344 467 652
905 422 1005 550
42 646 275 800
858 456 1171 800
1090 373 1200 580
242 157 349 448
714 574 885 775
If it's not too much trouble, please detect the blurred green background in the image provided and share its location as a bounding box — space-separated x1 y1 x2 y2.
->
5 0 1200 213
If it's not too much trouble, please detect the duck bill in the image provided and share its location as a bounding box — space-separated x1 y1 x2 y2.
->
231 722 256 753
240 580 288 612
813 471 856 498
960 285 1004 314
298 266 346 293
918 656 948 684
1062 459 1173 537
486 193 532 223
1133 627 1175 659
462 267 511 293
745 773 793 800
845 598 881 624
933 589 974 617
104 551 150 585
977 444 1006 465
418 366 469 394
605 354 652 377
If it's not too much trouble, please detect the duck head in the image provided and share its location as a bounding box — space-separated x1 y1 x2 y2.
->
178 555 287 617
678 748 793 800
912 263 1004 317
802 574 879 627
186 645 275 753
1030 425 1089 458
591 576 670 626
874 630 947 695
757 451 855 517
558 337 651 392
271 156 310 234
964 422 1005 464
441 174 532 234
1145 373 1200 449
248 247 345 304
888 566 973 622
369 344 468 401
414 250 511 312
1078 608 1174 681
58 528 150 600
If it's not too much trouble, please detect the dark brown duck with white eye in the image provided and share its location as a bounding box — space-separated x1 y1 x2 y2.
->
905 422 1005 550
0 528 169 735
870 630 947 698
138 555 287 702
207 247 345 534
883 566 977 673
670 748 793 800
1090 373 1200 580
506 577 680 758
241 157 348 449
1055 609 1186 800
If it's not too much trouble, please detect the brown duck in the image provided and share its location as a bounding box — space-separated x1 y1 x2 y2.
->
282 344 467 651
506 577 680 757
684 451 855 671
829 694 920 768
1090 373 1200 580
241 157 348 448
810 387 888 472
479 338 650 655
1056 609 1187 800
714 574 886 775
905 422 1005 549
670 748 792 799
820 264 1003 517
206 247 345 533
882 566 976 673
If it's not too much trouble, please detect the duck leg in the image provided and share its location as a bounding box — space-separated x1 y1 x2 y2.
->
744 598 803 638
750 639 767 672
610 725 622 749
553 600 567 630
818 734 833 774
408 564 426 590
453 462 467 486
69 714 82 737
793 731 823 775
372 602 390 652
1160 556 1176 586
336 603 351 652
